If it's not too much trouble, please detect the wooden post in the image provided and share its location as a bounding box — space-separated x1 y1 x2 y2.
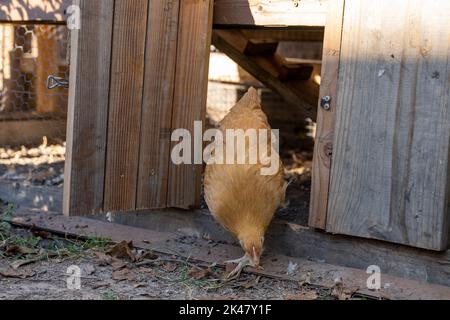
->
167 0 214 208
63 0 114 216
103 0 149 211
326 0 450 250
308 0 345 229
136 0 180 210
35 25 59 113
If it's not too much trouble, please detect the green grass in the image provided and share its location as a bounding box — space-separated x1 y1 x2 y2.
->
0 203 14 233
102 291 119 300
1 202 111 260
0 206 112 261
9 234 42 248
44 236 112 259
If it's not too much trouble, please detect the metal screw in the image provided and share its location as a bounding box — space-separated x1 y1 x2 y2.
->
321 95 332 110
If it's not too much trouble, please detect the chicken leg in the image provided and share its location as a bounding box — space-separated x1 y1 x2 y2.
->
225 254 255 279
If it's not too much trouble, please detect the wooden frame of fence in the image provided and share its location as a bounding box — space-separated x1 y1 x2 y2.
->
1 0 329 25
2 0 449 252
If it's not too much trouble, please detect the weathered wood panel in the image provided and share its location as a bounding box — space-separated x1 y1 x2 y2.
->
309 0 345 229
35 25 59 113
327 0 450 250
167 0 213 208
0 0 70 22
104 0 149 211
136 0 180 209
212 29 319 120
63 0 114 216
213 0 328 27
0 118 66 146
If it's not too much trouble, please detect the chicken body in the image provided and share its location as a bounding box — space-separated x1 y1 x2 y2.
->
204 87 287 277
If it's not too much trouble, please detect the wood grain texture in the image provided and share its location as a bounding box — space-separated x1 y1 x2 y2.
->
212 30 319 120
213 0 328 27
63 0 114 216
136 0 180 209
241 29 325 43
35 25 59 113
327 0 450 250
308 0 345 229
103 0 149 211
167 0 214 209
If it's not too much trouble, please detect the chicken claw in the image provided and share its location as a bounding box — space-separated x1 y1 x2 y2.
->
225 254 255 280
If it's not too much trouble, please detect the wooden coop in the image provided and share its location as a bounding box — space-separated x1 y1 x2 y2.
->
1 0 450 288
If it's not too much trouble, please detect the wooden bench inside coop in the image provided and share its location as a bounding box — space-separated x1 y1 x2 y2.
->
0 0 449 291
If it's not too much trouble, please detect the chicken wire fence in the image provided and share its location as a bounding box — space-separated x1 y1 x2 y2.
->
0 23 69 143
0 23 69 189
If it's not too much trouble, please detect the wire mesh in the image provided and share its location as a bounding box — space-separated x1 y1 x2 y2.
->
0 23 69 190
0 23 69 143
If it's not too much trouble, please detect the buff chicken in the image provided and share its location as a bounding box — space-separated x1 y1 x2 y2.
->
204 87 287 278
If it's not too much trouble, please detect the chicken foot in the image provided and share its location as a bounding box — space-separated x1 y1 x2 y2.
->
225 254 255 279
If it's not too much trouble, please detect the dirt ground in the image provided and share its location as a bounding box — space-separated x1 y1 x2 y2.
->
0 138 65 187
0 98 320 300
0 221 339 300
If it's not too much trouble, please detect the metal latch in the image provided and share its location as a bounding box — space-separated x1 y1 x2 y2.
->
47 75 69 89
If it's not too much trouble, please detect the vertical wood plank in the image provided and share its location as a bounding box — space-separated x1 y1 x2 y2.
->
0 25 15 112
63 0 114 216
167 0 214 209
104 0 149 211
136 0 180 210
327 0 450 250
309 0 345 229
35 25 58 113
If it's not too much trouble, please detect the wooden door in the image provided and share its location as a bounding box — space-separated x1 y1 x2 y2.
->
311 0 450 251
64 0 213 215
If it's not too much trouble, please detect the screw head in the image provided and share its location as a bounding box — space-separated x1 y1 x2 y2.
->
321 95 332 110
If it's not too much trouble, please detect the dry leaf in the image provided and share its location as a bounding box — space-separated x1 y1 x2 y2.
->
92 281 110 289
110 259 127 271
32 230 52 239
331 281 358 300
0 267 35 279
10 257 40 269
4 245 38 256
107 241 136 262
137 250 158 262
161 262 177 272
188 267 209 280
112 268 135 282
139 267 155 276
286 291 319 300
94 251 127 270
133 283 147 288
94 251 112 266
